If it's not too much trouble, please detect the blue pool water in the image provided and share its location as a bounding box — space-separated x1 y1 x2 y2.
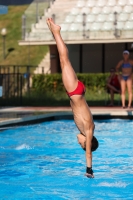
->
0 119 133 200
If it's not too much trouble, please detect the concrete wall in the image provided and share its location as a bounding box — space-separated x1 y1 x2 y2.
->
82 44 102 73
67 44 80 73
49 45 60 73
66 42 133 73
105 43 125 72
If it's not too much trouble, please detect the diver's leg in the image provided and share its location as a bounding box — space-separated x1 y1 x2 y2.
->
46 18 78 92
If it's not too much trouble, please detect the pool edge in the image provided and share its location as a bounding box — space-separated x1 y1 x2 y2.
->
0 110 133 130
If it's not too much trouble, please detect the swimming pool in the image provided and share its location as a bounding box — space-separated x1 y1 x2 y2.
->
0 119 133 200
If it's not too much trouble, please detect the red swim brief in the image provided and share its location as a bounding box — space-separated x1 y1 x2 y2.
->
66 80 86 97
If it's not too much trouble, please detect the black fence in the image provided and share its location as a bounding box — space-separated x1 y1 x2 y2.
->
0 65 37 106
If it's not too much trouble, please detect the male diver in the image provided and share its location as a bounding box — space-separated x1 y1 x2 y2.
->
46 18 99 178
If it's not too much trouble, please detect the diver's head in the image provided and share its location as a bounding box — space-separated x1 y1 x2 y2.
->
77 133 99 152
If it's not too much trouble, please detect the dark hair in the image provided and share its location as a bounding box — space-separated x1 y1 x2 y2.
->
83 136 99 152
91 136 99 152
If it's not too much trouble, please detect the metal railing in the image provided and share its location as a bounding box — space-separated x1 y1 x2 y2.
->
0 65 52 106
0 65 34 104
22 0 54 39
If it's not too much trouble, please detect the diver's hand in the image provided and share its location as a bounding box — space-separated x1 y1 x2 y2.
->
85 167 94 178
85 173 94 178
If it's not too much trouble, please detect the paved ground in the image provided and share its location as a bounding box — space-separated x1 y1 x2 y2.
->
0 106 133 116
0 106 132 129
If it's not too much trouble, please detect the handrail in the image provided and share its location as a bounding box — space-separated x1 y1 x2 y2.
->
22 0 54 39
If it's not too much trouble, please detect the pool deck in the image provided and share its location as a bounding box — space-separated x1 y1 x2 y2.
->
0 106 133 115
0 106 133 129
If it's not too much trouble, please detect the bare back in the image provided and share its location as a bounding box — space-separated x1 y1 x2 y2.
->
70 95 94 136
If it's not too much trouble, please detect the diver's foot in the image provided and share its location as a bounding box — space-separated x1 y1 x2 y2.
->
46 18 61 36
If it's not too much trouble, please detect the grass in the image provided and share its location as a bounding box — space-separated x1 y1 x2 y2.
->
0 88 122 107
22 89 124 107
0 5 48 66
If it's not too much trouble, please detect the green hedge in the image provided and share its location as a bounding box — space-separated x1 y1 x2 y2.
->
32 73 109 92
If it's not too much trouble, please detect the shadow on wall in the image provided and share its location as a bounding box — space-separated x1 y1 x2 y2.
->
5 47 15 59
